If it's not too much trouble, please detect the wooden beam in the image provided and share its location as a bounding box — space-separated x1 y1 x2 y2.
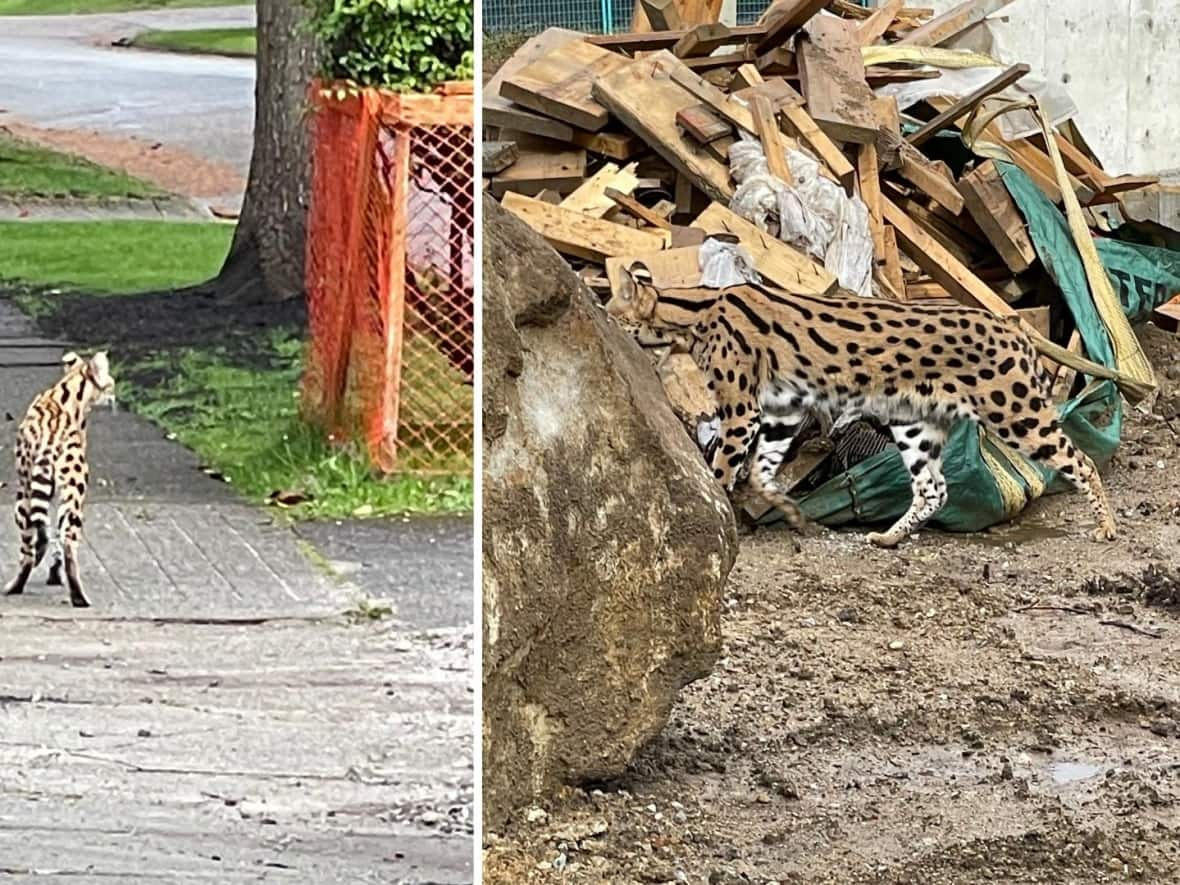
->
881 224 905 298
673 23 735 58
882 197 1014 315
857 0 904 45
676 105 733 144
898 0 1016 47
907 63 1030 148
958 159 1036 273
569 129 644 161
640 0 682 30
587 24 766 52
490 142 587 198
858 142 885 260
756 0 828 52
500 42 630 132
560 162 641 218
593 55 736 204
750 94 794 185
605 187 674 231
483 104 574 143
781 105 856 191
501 192 669 263
692 201 837 294
797 15 879 145
482 141 518 175
898 148 965 214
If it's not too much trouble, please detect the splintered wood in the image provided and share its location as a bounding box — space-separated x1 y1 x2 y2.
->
485 0 1168 406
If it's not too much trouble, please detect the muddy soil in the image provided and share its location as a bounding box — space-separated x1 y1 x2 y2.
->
483 325 1180 884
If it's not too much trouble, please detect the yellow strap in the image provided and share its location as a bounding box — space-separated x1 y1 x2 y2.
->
862 45 1001 68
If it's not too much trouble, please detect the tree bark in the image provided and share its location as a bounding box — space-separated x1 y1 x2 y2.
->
213 0 320 303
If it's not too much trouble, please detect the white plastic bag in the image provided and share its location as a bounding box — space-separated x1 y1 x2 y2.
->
727 133 873 297
698 235 761 288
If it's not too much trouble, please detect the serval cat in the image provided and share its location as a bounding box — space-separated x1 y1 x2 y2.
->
5 351 115 607
605 264 1116 548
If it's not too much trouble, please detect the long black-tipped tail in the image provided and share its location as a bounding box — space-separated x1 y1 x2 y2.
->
26 454 54 566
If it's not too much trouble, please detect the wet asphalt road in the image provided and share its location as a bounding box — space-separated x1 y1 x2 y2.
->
0 6 256 176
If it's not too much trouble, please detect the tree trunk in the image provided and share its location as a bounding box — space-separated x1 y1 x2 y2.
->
213 0 320 303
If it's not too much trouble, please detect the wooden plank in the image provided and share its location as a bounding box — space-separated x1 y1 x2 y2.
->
673 23 735 58
490 143 587 198
881 224 905 298
665 59 758 134
907 63 1030 148
1151 294 1180 335
858 0 904 45
587 24 766 51
730 62 764 92
692 201 837 295
755 46 795 76
757 0 828 52
898 0 1015 47
482 141 519 175
897 147 964 215
1018 306 1050 340
592 54 736 204
882 196 1016 317
501 191 669 263
858 143 885 259
796 16 879 145
750 94 794 185
500 41 629 132
676 105 733 144
569 128 644 161
731 76 804 111
675 172 695 215
605 187 674 230
781 104 856 190
483 104 575 143
683 50 754 71
958 159 1037 273
641 0 682 30
560 162 641 218
605 244 705 295
864 67 943 86
1052 330 1084 401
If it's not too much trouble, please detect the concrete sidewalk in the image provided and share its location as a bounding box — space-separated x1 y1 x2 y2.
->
0 301 474 882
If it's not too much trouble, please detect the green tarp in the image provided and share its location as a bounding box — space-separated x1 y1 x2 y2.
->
793 163 1177 533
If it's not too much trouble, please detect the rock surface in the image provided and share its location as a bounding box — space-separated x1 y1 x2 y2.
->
481 196 738 831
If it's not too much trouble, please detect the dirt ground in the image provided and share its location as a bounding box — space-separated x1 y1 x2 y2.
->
483 325 1180 884
2 120 245 211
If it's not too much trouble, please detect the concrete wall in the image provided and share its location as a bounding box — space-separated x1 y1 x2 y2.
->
928 0 1180 176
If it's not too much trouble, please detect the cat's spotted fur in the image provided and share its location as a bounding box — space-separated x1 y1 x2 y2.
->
5 351 115 607
606 264 1116 547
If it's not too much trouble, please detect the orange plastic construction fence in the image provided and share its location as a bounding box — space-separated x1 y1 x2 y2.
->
302 80 474 475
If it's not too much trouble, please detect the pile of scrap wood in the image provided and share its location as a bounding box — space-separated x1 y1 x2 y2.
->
484 0 1175 439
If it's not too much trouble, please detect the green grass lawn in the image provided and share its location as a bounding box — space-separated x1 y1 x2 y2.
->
0 133 161 200
0 0 247 13
0 219 472 519
0 220 231 294
121 334 472 519
132 26 255 57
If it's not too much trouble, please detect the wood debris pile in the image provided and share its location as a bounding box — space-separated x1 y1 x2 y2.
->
483 0 1176 448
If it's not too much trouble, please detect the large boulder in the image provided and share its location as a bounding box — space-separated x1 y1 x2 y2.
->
481 196 739 831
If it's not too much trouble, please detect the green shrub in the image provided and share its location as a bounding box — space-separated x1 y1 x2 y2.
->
307 0 473 92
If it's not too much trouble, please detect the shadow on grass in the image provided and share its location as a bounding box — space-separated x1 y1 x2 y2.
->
6 283 472 519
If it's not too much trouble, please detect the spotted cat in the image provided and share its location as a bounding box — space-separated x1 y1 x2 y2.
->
5 351 115 607
606 264 1116 547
